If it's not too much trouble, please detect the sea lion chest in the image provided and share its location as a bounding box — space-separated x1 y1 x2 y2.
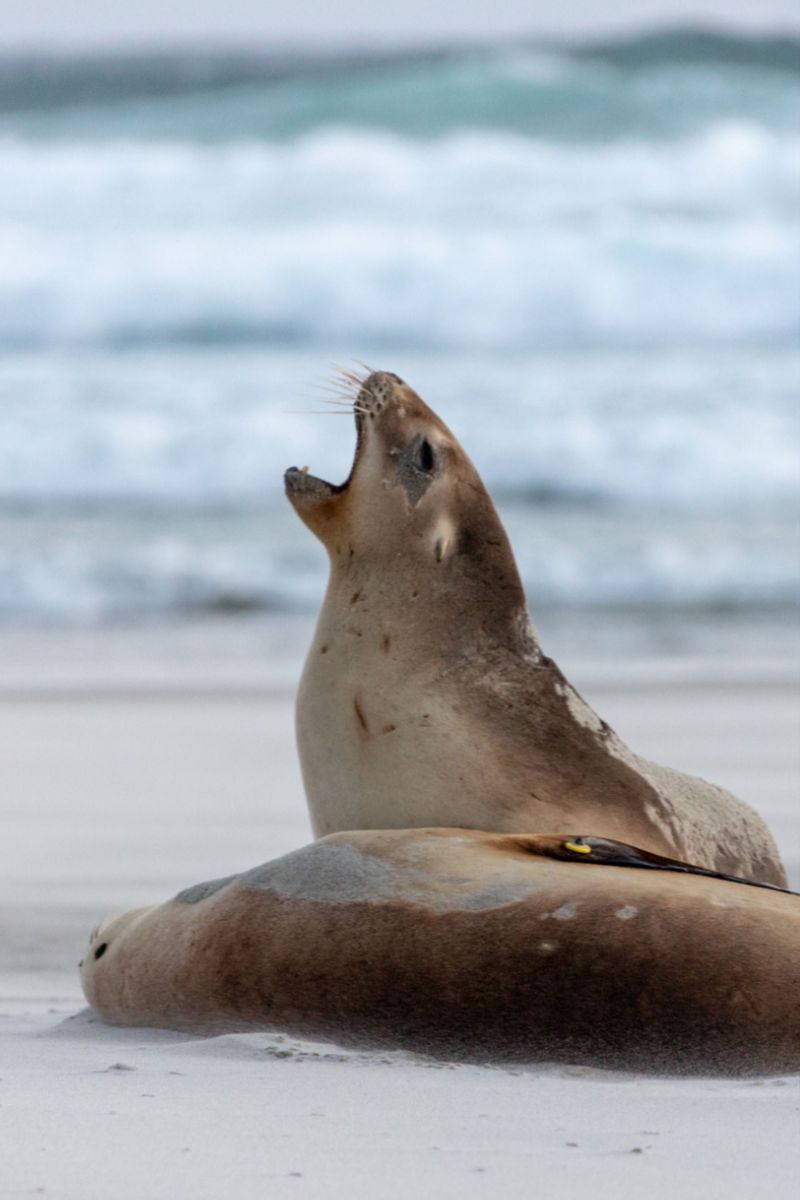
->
295 602 653 843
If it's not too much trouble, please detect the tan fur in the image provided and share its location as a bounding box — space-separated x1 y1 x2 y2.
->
81 829 800 1073
286 371 786 887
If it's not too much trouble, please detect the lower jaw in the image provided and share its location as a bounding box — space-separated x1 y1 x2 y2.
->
284 467 337 499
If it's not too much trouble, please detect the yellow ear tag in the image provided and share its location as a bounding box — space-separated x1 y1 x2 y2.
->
565 841 592 855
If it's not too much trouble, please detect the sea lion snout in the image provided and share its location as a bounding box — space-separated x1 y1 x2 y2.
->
284 367 452 539
283 370 409 531
356 370 408 418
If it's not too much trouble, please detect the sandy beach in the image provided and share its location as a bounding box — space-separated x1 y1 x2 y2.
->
1 621 797 1198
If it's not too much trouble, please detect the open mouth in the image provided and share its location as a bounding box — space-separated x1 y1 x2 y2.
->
284 406 364 501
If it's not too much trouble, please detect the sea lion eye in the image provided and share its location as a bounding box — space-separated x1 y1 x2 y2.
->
394 435 439 505
418 439 436 473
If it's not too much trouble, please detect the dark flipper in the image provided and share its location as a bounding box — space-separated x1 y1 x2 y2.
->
515 835 796 895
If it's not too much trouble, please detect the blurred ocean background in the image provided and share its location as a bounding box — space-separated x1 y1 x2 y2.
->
0 28 798 655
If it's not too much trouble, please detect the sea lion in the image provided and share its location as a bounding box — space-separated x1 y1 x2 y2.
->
285 370 786 886
80 828 800 1074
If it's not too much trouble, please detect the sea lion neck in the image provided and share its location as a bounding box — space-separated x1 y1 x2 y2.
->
323 504 538 662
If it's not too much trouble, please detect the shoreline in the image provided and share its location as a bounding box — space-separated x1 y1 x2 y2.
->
1 608 797 693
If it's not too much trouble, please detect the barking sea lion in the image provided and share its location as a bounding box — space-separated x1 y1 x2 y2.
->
285 371 786 887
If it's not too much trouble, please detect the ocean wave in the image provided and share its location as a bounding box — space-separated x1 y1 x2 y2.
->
1 124 797 350
1 30 798 142
1 346 797 512
2 30 796 628
1 342 797 624
1 507 797 625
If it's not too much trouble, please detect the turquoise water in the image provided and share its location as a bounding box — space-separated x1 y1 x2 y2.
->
0 30 798 625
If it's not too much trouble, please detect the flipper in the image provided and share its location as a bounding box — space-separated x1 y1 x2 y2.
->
513 835 796 894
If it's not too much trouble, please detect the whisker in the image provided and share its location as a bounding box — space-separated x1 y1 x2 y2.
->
312 384 359 403
338 373 365 390
331 363 367 389
297 386 356 406
309 381 355 395
312 396 371 414
295 395 369 415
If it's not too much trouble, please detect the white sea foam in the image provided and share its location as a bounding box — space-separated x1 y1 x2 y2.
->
1 347 798 510
0 347 797 622
0 123 797 349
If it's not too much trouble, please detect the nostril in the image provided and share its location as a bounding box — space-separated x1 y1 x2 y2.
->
94 942 108 960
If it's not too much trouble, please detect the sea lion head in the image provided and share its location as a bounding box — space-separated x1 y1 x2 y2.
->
285 370 534 652
285 370 469 552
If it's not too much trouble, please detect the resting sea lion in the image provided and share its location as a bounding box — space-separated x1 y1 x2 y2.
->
285 370 786 887
80 828 800 1074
